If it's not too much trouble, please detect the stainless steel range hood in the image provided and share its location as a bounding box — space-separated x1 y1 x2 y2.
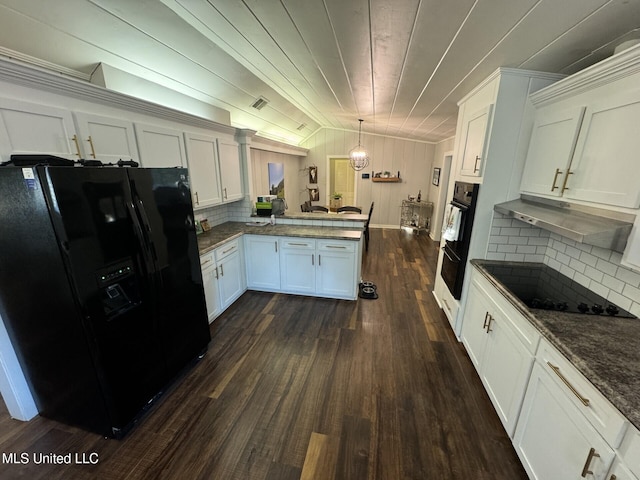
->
494 195 635 252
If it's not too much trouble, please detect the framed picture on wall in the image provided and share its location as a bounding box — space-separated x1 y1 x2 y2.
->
308 165 318 184
308 187 319 202
432 167 441 186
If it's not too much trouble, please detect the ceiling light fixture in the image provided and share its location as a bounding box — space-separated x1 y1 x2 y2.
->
349 119 369 171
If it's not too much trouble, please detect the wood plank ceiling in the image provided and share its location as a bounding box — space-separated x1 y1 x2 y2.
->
0 0 638 145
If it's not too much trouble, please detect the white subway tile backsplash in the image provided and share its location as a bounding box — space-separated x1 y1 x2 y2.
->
559 264 575 279
584 265 604 283
556 252 571 266
509 236 529 245
573 271 590 288
524 254 545 262
596 259 618 276
608 290 633 311
568 258 587 274
591 246 613 261
565 245 582 260
617 267 640 287
505 253 526 262
602 274 625 292
497 244 518 253
590 282 610 299
516 245 537 254
500 227 523 236
579 251 599 268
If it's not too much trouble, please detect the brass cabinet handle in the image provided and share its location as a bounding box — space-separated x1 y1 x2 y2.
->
71 134 82 157
223 187 228 199
442 299 451 312
483 312 490 330
561 170 574 192
486 314 494 333
87 135 97 159
474 155 481 173
194 192 199 205
581 447 600 477
551 168 563 191
547 361 590 406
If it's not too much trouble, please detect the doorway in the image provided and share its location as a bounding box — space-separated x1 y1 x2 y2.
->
430 152 453 242
326 156 357 206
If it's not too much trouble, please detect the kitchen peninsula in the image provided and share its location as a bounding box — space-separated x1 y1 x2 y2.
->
196 214 365 324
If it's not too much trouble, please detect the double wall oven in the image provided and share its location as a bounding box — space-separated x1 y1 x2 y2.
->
441 181 480 299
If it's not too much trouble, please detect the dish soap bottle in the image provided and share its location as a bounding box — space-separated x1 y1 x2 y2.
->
417 190 421 202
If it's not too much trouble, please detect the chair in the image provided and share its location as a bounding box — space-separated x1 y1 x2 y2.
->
309 205 329 212
337 206 362 214
364 202 374 252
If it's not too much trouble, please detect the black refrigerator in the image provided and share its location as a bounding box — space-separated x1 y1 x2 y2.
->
0 165 210 438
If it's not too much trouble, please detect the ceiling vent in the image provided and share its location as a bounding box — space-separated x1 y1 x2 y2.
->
296 123 307 131
251 96 269 110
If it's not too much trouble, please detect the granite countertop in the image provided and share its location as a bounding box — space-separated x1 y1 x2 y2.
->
471 259 640 430
254 211 368 222
197 221 363 255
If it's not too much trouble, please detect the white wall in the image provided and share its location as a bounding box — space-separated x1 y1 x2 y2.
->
300 128 435 227
250 148 303 210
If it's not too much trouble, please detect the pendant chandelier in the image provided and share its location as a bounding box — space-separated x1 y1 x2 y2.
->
349 119 369 171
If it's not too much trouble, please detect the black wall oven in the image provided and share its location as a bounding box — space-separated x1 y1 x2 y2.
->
441 181 480 299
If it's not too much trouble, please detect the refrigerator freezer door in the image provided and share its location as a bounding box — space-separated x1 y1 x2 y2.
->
127 168 210 379
0 167 112 434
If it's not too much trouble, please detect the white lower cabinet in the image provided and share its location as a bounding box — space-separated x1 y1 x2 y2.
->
513 337 628 479
513 360 615 479
315 240 357 299
280 239 316 295
607 459 638 480
200 239 245 323
245 235 281 291
461 270 539 437
246 235 359 300
200 252 221 323
215 239 244 310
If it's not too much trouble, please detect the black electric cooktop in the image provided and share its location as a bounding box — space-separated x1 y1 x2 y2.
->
483 263 636 318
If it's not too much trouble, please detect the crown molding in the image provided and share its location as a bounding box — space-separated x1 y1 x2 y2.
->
531 44 640 106
0 55 237 136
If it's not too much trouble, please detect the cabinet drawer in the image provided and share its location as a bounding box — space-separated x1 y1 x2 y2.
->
215 238 240 261
280 238 316 250
317 239 355 252
537 338 627 447
621 425 640 478
200 251 215 270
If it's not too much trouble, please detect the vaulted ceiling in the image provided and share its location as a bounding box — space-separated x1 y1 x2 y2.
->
0 0 639 145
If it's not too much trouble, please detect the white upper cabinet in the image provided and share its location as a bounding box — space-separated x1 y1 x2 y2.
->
184 132 223 209
0 97 80 162
521 45 640 209
565 89 640 208
73 112 139 164
134 123 187 168
459 104 494 178
520 105 585 197
217 138 243 202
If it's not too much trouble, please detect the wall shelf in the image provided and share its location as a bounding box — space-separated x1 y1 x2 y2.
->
371 177 401 183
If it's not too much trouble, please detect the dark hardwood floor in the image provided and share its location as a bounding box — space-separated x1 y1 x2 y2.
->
0 229 528 479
